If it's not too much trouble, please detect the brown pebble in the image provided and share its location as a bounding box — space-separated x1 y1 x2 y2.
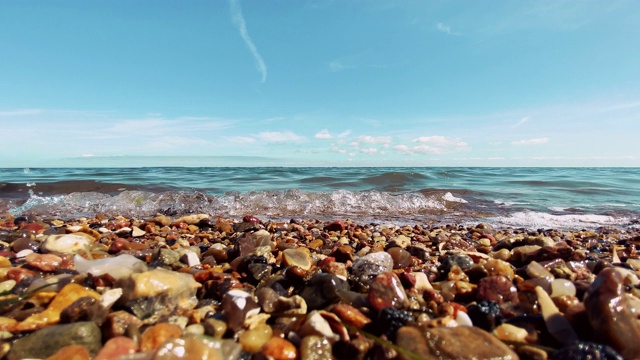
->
477 275 518 304
45 345 90 360
332 303 371 329
139 322 183 352
261 336 297 360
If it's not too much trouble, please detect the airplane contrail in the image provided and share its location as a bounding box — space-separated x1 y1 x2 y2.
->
230 0 267 83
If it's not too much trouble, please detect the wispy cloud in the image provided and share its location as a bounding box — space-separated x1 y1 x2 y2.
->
436 22 452 34
230 0 267 82
394 135 468 155
338 130 352 138
0 109 45 117
355 135 393 144
512 116 529 127
329 60 354 72
253 131 305 143
315 129 333 139
512 137 550 145
360 148 379 155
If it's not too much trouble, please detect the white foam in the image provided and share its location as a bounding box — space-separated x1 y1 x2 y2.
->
492 211 629 230
443 192 468 203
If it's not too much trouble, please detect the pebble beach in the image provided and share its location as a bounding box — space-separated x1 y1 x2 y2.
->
0 212 639 360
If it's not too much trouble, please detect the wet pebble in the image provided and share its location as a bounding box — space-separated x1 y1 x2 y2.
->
477 275 518 304
7 321 102 360
368 271 408 311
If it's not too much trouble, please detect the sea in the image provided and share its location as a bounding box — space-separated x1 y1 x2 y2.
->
1 167 639 230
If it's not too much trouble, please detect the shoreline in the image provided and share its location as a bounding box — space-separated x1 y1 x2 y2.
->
0 213 638 359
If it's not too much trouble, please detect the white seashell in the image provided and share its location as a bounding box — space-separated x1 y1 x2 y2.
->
536 286 578 345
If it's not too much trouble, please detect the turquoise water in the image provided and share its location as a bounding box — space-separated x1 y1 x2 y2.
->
1 167 638 229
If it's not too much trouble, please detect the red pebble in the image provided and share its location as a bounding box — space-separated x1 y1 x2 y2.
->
25 253 62 272
243 215 260 223
368 271 408 311
7 268 37 282
477 275 518 304
94 336 138 360
324 221 345 232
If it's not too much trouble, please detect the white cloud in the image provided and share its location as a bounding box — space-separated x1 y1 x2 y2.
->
315 129 333 139
412 136 467 148
360 147 378 155
0 109 44 117
355 135 393 144
329 60 353 72
436 22 453 34
338 130 352 138
228 136 256 144
253 131 305 143
394 135 468 155
512 137 550 145
230 0 267 82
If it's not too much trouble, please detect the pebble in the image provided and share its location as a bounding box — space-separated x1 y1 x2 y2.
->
94 336 138 360
222 289 261 332
1 214 638 359
261 336 297 360
584 267 640 359
282 248 312 270
368 271 408 311
42 233 95 254
351 251 394 288
299 335 333 360
45 344 91 360
477 275 518 304
239 323 273 353
395 325 519 360
7 321 102 360
153 337 224 360
140 322 184 352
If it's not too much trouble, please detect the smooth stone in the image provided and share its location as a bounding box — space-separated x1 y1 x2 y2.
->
368 271 408 311
584 267 640 359
390 234 411 248
298 311 339 343
299 335 333 360
42 233 95 254
11 237 39 253
102 310 143 339
94 336 138 360
140 322 184 352
184 323 205 336
236 230 274 257
282 248 312 270
0 280 16 293
11 283 101 332
261 336 297 360
155 248 180 267
15 249 34 258
332 303 371 329
74 253 148 280
25 253 63 272
59 296 108 325
7 321 102 360
118 267 201 314
176 214 209 225
239 323 272 353
180 251 201 267
203 318 227 338
153 337 223 360
131 226 146 237
387 247 412 269
477 275 518 304
395 325 519 360
222 289 261 332
299 273 349 310
45 344 90 360
351 251 394 288
550 278 576 298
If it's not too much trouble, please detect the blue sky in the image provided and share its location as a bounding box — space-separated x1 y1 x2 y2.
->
1 0 639 167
